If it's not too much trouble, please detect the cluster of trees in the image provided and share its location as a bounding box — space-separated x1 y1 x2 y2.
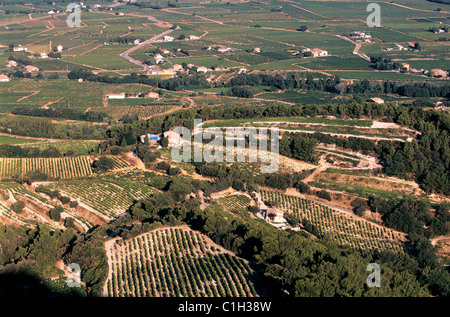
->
92 157 115 173
0 144 68 158
370 56 407 71
0 116 108 140
156 161 181 176
35 186 78 209
11 106 108 123
368 197 448 239
280 133 318 163
0 224 83 296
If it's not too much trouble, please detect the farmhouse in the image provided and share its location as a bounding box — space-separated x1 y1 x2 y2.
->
253 47 261 53
238 67 247 74
370 97 385 104
56 45 63 52
163 35 174 42
163 130 182 147
173 64 183 71
13 45 27 52
40 52 48 59
197 66 208 73
133 39 140 45
0 75 11 82
6 60 17 67
311 48 328 57
431 69 448 78
25 65 39 72
154 54 164 64
143 92 159 98
105 93 126 99
188 35 199 40
401 63 410 70
162 50 170 54
261 208 285 223
351 31 371 39
217 46 232 53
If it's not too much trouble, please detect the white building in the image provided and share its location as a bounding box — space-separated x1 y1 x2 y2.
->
197 66 208 73
0 75 11 82
188 35 199 40
262 208 285 223
133 39 140 45
13 46 27 52
106 93 126 99
163 130 182 147
163 35 174 42
154 54 164 64
217 46 232 53
238 67 247 74
370 97 385 104
144 92 159 98
40 52 48 59
253 47 261 53
56 45 63 52
311 48 328 57
6 60 17 67
173 64 183 71
25 65 39 72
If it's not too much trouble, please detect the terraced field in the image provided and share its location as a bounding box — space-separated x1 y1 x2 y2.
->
44 179 155 218
0 156 94 179
104 226 259 297
260 189 406 253
214 195 252 215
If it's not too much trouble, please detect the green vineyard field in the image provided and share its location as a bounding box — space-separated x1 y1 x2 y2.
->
105 226 259 297
260 190 406 253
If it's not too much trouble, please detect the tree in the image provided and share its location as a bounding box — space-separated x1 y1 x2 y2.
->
297 25 308 32
178 34 186 40
49 206 62 221
414 42 422 51
160 137 169 147
92 157 115 173
317 190 332 201
295 181 310 194
11 201 25 214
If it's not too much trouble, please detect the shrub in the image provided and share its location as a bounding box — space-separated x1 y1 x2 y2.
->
59 196 71 205
69 201 79 208
295 182 310 194
11 200 25 214
49 206 63 221
317 189 332 201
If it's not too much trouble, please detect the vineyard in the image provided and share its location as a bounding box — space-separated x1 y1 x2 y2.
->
0 156 94 179
260 190 406 253
104 226 259 297
0 182 94 231
44 179 155 218
214 194 252 215
90 105 182 120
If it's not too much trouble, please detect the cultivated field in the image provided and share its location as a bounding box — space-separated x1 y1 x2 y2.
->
104 226 259 297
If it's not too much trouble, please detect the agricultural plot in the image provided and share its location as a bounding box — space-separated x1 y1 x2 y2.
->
104 226 259 297
45 179 154 218
214 195 252 215
20 140 100 155
260 189 406 253
0 156 94 179
63 45 141 70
